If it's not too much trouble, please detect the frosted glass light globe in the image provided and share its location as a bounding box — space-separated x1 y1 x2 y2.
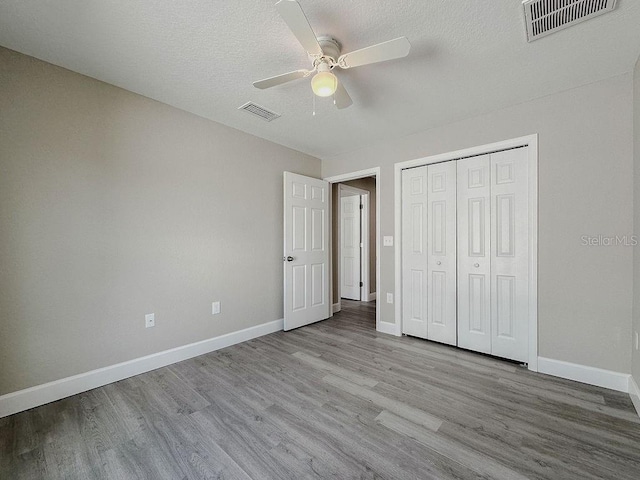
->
311 71 338 97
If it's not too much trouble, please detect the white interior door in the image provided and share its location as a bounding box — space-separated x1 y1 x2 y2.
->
401 166 429 338
457 155 491 354
283 172 330 331
490 148 529 361
341 195 361 300
427 162 457 345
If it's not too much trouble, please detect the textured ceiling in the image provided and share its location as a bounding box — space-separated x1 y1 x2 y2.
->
1 1 639 158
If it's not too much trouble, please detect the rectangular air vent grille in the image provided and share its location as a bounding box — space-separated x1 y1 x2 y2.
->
238 102 281 122
523 0 617 42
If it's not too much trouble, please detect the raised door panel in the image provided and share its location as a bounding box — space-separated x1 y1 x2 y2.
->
311 208 325 252
409 269 425 324
292 265 306 311
427 161 457 345
311 263 325 307
292 206 306 252
490 148 529 362
402 166 429 339
468 274 487 333
457 155 491 354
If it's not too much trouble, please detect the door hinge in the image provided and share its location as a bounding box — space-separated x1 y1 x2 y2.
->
359 204 363 209
360 282 364 287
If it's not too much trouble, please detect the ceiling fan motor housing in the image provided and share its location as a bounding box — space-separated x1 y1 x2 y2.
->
316 36 341 63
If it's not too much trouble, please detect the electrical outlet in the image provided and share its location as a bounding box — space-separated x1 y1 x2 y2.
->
212 301 221 315
145 313 155 328
635 331 639 350
383 236 394 247
386 293 393 304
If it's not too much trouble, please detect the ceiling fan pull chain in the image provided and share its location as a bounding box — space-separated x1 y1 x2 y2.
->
312 91 316 116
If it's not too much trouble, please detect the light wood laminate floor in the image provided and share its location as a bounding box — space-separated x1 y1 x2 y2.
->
2 300 639 479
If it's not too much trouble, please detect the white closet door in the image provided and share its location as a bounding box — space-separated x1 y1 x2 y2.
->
340 195 361 300
457 155 491 354
401 166 429 338
490 148 529 361
427 162 457 345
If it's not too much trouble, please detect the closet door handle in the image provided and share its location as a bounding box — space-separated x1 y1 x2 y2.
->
474 263 480 268
436 261 442 266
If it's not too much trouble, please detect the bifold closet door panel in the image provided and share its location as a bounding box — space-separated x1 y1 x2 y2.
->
490 148 529 362
427 162 457 345
401 166 429 338
457 155 491 354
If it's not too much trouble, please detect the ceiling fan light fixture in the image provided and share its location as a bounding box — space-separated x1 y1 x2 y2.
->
311 71 337 97
311 64 337 97
254 1 412 109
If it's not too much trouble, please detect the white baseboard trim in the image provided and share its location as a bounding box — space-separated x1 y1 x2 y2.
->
377 321 400 336
629 376 640 418
368 292 377 302
0 318 284 419
332 302 341 314
537 357 630 393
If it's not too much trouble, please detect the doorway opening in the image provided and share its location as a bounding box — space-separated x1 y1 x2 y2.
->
325 169 380 331
338 184 372 302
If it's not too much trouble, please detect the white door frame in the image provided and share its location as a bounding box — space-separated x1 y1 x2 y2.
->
339 184 370 302
394 135 539 371
325 168 381 333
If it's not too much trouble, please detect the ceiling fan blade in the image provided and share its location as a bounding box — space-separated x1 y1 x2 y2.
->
333 81 353 109
253 69 312 89
338 37 411 69
275 0 323 56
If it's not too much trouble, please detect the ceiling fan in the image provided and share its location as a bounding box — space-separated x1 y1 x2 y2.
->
253 0 411 109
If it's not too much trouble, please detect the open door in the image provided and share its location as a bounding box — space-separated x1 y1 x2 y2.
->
340 194 361 301
284 172 331 330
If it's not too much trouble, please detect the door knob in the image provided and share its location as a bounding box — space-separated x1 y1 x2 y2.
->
474 263 480 268
436 261 442 266
284 256 294 262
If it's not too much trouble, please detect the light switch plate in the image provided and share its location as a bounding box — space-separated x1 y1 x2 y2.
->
145 313 155 328
212 301 221 315
383 236 393 247
386 293 393 304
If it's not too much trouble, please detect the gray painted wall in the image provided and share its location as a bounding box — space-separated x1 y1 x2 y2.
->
0 47 320 395
322 74 634 374
633 56 640 386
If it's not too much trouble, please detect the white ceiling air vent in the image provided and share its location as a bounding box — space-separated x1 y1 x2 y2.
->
523 0 617 42
238 102 281 122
